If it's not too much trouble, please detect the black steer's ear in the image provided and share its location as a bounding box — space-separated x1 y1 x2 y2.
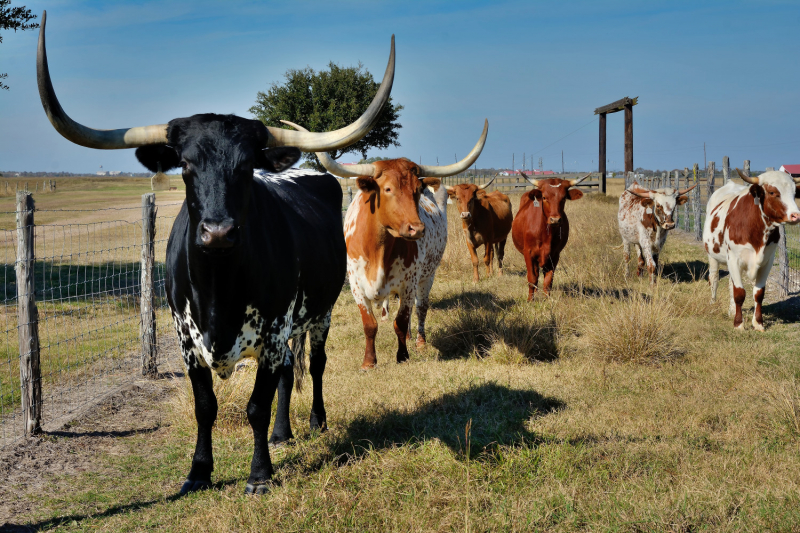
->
258 147 301 173
135 145 181 173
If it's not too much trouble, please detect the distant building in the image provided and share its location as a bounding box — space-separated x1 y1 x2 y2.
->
779 165 800 177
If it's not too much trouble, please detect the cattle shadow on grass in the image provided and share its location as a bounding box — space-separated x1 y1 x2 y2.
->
431 290 516 311
559 283 635 301
661 260 708 283
430 311 558 362
339 382 563 458
763 295 800 324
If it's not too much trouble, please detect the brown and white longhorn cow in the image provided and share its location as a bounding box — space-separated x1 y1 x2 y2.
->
618 182 695 284
704 169 800 330
284 120 488 368
512 173 589 300
447 175 513 281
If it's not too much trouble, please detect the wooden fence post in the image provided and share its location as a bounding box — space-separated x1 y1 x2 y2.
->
723 156 730 184
682 168 690 231
140 193 157 377
347 186 353 206
778 226 789 298
707 161 715 198
16 191 42 436
744 160 750 177
693 164 701 240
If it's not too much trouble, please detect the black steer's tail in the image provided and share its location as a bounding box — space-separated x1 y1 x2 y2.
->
290 332 307 392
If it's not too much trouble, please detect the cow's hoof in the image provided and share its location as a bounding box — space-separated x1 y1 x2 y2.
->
416 337 426 350
310 414 327 433
359 363 377 371
245 482 273 495
734 323 745 331
753 323 765 332
396 353 410 364
180 479 211 495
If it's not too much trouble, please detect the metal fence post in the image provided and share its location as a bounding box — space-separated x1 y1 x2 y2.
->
16 191 42 436
778 226 789 297
140 193 157 377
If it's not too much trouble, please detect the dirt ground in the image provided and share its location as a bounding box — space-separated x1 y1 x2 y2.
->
0 366 180 532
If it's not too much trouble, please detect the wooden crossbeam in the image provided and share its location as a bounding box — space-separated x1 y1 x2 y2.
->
594 96 638 115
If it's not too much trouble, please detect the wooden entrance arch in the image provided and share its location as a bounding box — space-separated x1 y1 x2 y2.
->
595 96 638 194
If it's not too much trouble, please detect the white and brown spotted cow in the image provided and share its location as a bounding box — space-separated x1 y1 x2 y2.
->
284 120 488 368
704 169 800 330
618 182 695 284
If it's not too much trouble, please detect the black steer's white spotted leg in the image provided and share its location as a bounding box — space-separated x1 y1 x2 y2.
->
269 360 294 446
245 365 281 495
181 365 217 495
308 313 331 432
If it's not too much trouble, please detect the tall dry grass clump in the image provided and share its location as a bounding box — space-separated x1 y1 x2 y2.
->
171 362 257 430
580 291 685 363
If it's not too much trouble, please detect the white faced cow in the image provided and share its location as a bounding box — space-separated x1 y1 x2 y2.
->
704 169 800 330
618 182 695 284
283 120 487 369
36 12 395 495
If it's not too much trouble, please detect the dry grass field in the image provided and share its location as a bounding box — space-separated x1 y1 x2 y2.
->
3 177 800 532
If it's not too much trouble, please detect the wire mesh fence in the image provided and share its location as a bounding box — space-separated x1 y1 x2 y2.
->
0 195 180 449
623 162 800 297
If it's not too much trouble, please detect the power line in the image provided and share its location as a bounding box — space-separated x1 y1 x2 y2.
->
530 117 598 157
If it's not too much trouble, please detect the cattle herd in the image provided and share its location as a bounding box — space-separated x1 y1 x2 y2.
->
34 16 800 494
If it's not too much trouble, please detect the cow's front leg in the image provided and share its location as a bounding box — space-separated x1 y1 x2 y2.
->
496 239 507 276
181 364 217 495
358 300 379 370
636 246 645 277
727 259 746 329
622 241 631 264
483 243 494 276
414 275 436 349
541 255 559 296
651 252 660 285
466 238 480 282
268 357 294 446
639 243 657 285
245 365 281 494
523 252 539 301
394 286 414 363
308 313 331 432
752 263 771 332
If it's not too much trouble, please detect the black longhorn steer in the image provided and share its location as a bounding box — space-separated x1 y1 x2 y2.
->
136 114 346 495
34 11 395 495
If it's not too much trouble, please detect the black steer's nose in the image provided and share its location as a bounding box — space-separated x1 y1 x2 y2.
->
200 222 237 248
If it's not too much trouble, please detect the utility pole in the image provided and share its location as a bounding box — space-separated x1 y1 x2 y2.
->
512 153 515 171
704 142 707 171
538 157 543 172
523 152 526 171
561 150 564 174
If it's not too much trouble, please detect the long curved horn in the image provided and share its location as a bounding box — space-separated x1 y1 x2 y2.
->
678 184 697 196
37 11 168 148
478 173 498 190
736 168 759 185
416 120 489 177
569 173 592 186
522 172 542 188
627 189 654 199
266 36 395 151
38 10 395 153
280 120 376 177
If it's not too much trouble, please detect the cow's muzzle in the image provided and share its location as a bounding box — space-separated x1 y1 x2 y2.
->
548 216 561 226
788 213 800 225
662 222 676 230
460 212 471 219
199 221 238 249
399 222 425 240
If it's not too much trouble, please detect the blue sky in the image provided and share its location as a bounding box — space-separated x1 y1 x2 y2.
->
1 0 799 173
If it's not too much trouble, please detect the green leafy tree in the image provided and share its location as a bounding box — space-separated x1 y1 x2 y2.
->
250 62 402 171
0 0 38 90
358 156 392 164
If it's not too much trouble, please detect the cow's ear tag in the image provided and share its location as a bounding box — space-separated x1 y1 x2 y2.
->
533 199 539 207
754 196 760 205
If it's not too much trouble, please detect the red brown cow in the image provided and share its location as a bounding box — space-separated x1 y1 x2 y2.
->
447 175 513 281
512 173 589 300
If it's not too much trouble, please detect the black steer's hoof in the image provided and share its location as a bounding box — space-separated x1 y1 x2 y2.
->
180 479 211 495
245 482 273 495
